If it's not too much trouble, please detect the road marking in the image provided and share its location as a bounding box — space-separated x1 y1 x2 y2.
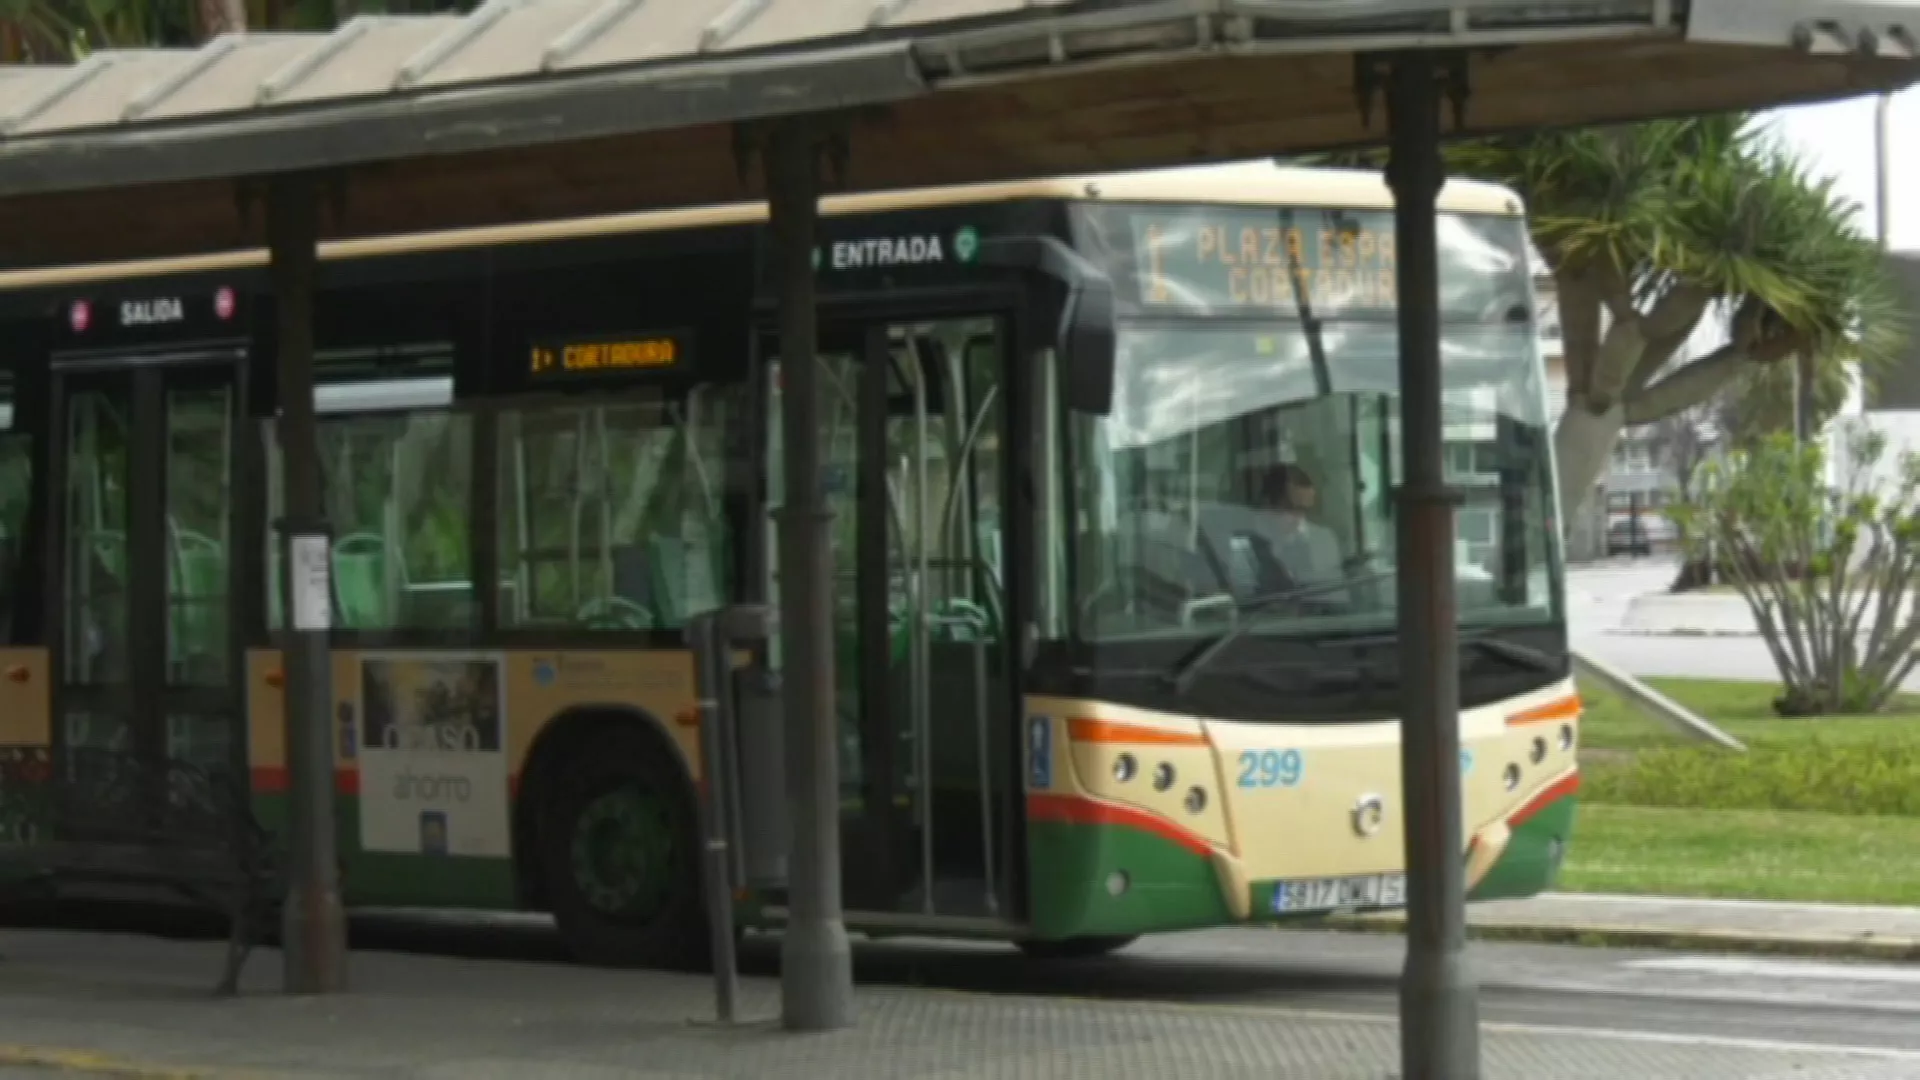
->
1628 955 1920 984
919 988 1920 1061
0 1044 255 1079
1550 892 1920 916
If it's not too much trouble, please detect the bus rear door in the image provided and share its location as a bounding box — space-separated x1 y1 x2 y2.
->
51 350 245 792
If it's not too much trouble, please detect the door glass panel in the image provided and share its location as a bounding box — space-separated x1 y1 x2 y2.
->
764 349 863 788
765 317 1011 918
167 385 232 687
886 321 1009 916
62 383 133 755
167 714 234 782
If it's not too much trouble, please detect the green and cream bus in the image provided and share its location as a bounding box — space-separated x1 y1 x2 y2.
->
0 160 1578 965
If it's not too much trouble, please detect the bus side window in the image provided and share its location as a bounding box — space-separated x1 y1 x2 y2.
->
496 389 733 632
0 431 33 644
265 405 478 633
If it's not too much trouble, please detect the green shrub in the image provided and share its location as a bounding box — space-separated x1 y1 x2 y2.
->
1586 739 1920 818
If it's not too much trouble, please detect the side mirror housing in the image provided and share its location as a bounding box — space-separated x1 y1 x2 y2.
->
979 235 1116 416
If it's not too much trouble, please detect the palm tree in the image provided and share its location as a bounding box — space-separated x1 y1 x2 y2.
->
1310 113 1903 520
198 0 244 37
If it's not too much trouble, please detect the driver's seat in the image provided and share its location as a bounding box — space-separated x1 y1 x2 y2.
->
1193 506 1299 600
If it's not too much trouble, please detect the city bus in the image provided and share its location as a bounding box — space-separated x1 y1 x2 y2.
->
0 160 1576 967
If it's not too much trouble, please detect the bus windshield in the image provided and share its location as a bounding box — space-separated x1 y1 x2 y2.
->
1067 201 1561 646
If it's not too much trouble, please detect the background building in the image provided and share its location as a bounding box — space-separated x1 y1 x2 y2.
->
1827 251 1920 498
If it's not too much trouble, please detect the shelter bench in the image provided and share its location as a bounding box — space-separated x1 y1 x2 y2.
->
0 745 278 995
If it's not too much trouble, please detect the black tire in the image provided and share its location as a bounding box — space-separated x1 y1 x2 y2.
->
1016 935 1138 961
540 726 706 971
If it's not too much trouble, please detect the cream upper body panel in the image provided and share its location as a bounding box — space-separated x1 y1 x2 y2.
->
0 161 1523 292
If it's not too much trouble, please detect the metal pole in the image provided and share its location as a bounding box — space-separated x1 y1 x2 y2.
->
266 172 348 995
689 611 740 1024
1876 93 1894 250
1383 52 1481 1080
764 120 855 1032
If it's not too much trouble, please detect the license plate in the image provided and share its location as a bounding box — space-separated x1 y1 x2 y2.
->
1270 872 1407 915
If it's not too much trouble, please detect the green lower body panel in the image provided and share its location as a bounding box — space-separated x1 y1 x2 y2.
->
1470 792 1578 902
1026 794 1231 939
252 791 518 910
1024 787 1580 939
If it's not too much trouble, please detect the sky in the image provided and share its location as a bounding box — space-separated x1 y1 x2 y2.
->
1762 87 1916 251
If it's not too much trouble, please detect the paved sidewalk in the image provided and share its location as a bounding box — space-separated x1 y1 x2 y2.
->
1 928 1918 1079
1339 893 1920 961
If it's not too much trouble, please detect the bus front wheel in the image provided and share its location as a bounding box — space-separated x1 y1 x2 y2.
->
1017 935 1138 960
540 728 705 970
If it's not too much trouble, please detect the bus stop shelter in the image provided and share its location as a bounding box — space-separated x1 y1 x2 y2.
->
0 2 1910 1078
0 0 1909 262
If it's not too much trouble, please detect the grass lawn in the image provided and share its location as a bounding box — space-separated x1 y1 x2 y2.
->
1579 677 1920 753
1561 676 1920 905
1561 805 1920 907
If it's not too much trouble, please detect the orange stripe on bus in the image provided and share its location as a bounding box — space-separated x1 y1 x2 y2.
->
1507 695 1580 727
1066 717 1208 747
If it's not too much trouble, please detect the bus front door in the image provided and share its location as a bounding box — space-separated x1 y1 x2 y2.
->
763 315 1018 923
52 357 242 796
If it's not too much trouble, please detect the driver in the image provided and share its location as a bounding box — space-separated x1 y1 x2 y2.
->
1252 463 1346 597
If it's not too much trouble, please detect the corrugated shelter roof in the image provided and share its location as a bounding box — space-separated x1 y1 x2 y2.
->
0 0 1913 267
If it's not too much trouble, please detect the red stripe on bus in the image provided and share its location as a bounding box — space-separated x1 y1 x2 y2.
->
250 767 524 800
251 767 359 796
1507 772 1580 829
1027 792 1214 858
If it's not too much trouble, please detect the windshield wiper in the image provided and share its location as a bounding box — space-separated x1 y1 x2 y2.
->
1280 208 1333 397
1316 623 1562 674
1464 632 1560 673
1164 571 1393 694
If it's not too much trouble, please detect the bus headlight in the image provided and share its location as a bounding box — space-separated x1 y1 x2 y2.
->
1184 786 1208 814
1113 754 1138 783
1529 737 1547 765
1559 724 1575 752
1502 763 1521 791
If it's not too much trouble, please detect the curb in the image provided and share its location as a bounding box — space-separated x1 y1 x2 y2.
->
0 1045 255 1079
1604 628 1759 638
1311 915 1920 962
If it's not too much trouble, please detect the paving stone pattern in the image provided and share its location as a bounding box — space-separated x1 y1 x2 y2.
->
0 930 1910 1079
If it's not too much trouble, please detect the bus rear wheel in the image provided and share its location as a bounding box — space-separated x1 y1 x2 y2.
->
1016 935 1138 960
540 730 705 970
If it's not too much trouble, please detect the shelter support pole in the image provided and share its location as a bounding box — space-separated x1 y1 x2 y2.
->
267 172 349 995
764 119 855 1032
1379 50 1481 1080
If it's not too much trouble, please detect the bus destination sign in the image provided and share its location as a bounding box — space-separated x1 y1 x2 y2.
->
1130 207 1400 314
528 331 689 381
